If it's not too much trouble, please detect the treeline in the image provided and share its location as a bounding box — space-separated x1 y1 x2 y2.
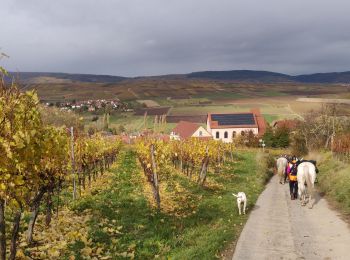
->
231 126 290 148
234 104 350 159
291 105 350 158
0 68 122 259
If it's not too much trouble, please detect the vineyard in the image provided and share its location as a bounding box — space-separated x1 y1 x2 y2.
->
135 138 235 209
0 67 274 259
67 149 272 259
0 70 122 259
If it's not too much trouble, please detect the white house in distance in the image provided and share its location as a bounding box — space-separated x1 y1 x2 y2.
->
207 109 266 143
170 121 211 140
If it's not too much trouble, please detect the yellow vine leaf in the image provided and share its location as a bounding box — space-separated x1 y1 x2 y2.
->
0 183 6 190
96 247 103 255
16 249 26 259
47 248 60 258
81 246 93 256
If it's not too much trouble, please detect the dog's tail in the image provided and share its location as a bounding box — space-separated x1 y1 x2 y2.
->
232 193 238 197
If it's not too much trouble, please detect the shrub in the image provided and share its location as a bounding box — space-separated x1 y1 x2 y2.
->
290 133 308 156
318 152 350 215
255 151 275 184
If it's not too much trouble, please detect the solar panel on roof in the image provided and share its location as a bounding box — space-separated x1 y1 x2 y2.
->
211 113 255 126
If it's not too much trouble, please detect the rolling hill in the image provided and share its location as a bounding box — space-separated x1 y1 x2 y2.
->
187 70 293 82
8 72 127 84
187 70 350 83
8 70 350 84
294 71 350 83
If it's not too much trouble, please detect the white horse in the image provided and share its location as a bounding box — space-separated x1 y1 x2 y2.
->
276 157 288 184
297 162 317 208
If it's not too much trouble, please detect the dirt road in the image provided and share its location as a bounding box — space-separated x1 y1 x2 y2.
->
232 175 350 260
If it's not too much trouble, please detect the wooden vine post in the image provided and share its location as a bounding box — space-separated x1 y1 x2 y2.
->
150 144 161 210
70 127 77 200
0 200 5 260
198 146 209 186
230 142 234 161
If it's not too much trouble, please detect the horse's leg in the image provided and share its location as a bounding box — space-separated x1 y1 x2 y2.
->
279 168 283 184
301 190 305 206
307 178 314 209
308 191 313 208
305 183 309 200
299 184 306 206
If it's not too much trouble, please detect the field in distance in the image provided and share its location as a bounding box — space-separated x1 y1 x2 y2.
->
25 76 350 133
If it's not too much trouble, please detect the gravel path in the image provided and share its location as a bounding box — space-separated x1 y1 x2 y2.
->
232 175 350 260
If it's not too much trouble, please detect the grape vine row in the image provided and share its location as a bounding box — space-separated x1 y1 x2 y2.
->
0 68 122 259
135 137 235 208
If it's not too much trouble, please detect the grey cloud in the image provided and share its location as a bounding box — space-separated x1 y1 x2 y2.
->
1 0 350 76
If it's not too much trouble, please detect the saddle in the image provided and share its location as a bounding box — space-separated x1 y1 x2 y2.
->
297 160 319 173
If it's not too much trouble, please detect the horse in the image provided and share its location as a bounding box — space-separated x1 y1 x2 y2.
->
276 156 288 184
297 162 317 208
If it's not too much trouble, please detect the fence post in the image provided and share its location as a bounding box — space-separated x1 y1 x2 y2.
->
70 127 77 200
150 144 160 209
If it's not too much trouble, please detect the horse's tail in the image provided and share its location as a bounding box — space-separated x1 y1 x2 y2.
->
305 165 315 191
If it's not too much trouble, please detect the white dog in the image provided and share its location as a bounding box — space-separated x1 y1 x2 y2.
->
232 192 247 215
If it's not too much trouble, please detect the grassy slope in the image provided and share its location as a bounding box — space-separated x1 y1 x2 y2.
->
68 149 272 259
83 112 176 133
317 153 350 216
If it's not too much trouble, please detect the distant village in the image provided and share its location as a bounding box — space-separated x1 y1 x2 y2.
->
44 99 133 112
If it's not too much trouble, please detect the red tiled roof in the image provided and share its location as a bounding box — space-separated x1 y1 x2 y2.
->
158 134 170 141
250 108 266 136
121 135 131 144
140 131 170 141
173 121 201 139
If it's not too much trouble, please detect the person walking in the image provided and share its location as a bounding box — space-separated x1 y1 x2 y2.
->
287 156 298 200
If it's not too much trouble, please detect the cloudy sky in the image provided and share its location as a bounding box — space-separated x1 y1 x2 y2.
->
1 0 350 76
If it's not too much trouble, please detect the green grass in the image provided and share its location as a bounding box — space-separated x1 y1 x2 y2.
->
194 92 248 100
79 108 180 134
169 103 295 117
317 152 350 216
258 90 288 97
83 112 175 133
152 97 213 107
67 149 273 259
263 114 279 123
